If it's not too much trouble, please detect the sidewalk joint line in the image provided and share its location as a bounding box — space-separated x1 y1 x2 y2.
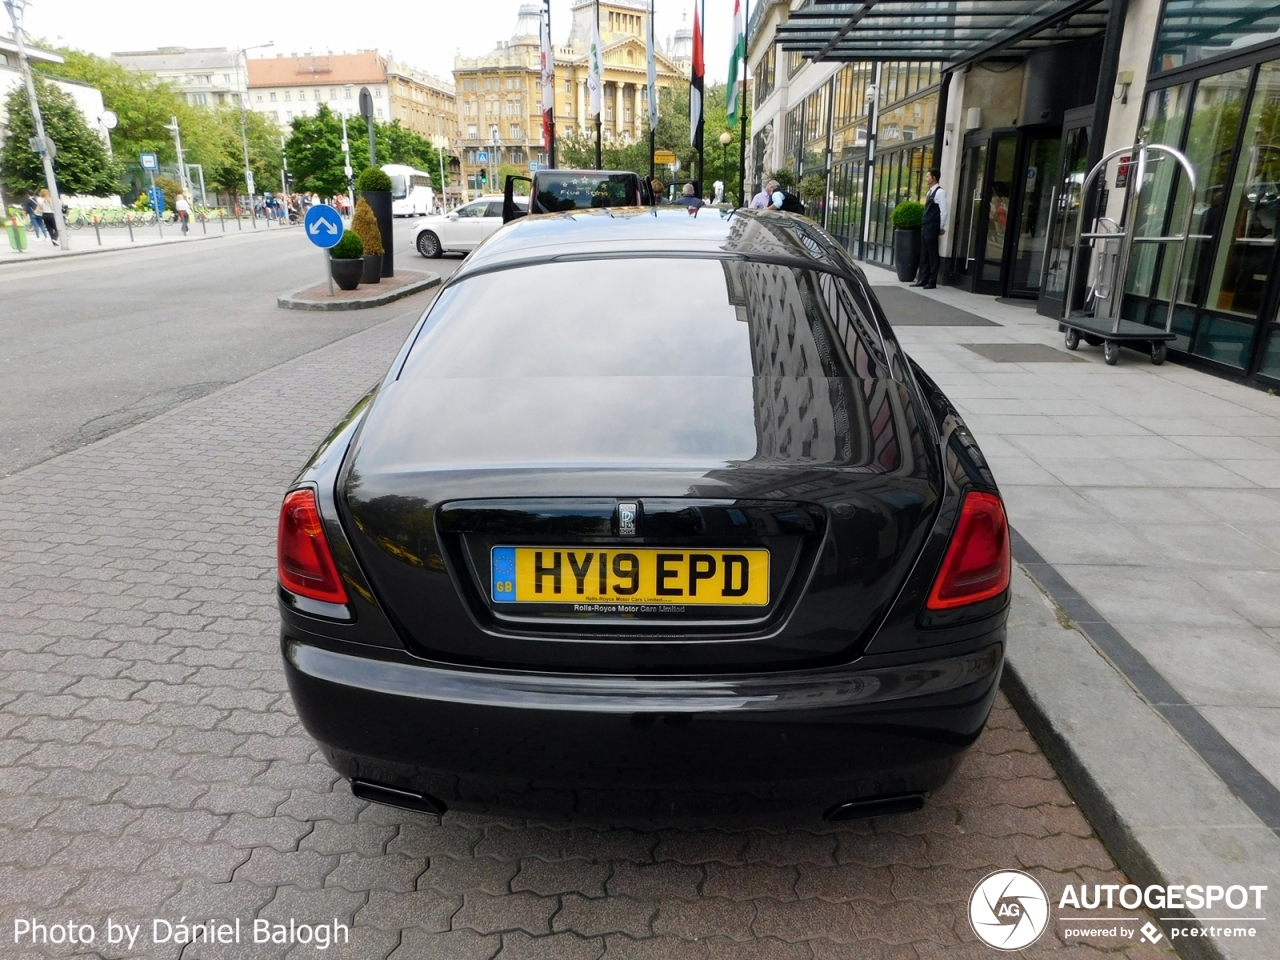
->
1010 525 1280 837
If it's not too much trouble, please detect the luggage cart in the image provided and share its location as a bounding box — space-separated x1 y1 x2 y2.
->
1061 138 1198 365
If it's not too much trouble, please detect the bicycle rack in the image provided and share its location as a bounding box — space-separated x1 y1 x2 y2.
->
1061 137 1199 365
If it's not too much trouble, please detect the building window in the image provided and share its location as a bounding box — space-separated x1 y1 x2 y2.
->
223 74 231 83
468 124 478 138
330 88 338 100
286 110 293 119
754 43 776 107
374 87 382 98
376 107 383 118
1154 0 1280 72
284 90 291 101
271 110 279 120
345 87 353 99
297 90 305 101
256 94 263 102
510 125 521 139
269 92 277 102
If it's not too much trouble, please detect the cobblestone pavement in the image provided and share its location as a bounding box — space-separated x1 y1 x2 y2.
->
0 315 1173 959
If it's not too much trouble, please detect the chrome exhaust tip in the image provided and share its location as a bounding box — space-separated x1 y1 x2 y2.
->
350 779 448 816
823 793 925 821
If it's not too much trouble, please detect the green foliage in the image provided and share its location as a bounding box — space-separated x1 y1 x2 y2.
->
798 174 826 203
285 105 348 198
765 168 796 190
155 175 182 209
555 82 751 203
38 48 281 200
352 197 383 255
495 162 529 195
356 166 392 192
330 229 364 259
892 200 924 229
0 76 120 197
376 122 444 190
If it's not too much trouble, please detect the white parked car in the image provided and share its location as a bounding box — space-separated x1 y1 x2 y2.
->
412 196 527 258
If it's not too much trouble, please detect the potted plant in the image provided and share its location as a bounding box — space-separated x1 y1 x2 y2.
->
352 197 383 284
329 229 365 290
356 167 394 278
892 201 924 282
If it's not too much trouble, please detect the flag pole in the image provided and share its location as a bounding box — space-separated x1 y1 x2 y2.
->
546 0 557 169
648 0 655 182
697 0 705 195
595 0 602 170
739 0 749 207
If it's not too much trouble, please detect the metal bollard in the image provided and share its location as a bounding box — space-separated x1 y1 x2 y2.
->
126 215 134 243
93 217 101 246
220 211 226 233
201 213 207 235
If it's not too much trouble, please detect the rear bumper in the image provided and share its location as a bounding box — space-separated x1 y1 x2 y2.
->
283 635 1003 820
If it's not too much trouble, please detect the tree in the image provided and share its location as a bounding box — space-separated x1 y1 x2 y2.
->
376 122 444 190
0 77 120 197
553 82 750 201
284 104 347 197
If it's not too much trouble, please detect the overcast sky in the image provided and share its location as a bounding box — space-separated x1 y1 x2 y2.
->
22 0 738 84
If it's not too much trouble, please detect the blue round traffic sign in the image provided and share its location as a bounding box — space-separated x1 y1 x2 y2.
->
304 205 344 249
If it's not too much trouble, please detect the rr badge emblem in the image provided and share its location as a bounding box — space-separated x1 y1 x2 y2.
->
616 502 638 537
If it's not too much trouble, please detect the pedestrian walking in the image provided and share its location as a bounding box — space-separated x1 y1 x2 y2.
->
675 183 705 209
175 193 192 235
37 189 58 244
913 168 948 290
23 195 46 239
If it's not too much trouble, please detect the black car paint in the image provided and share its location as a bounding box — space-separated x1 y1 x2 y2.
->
279 208 1008 820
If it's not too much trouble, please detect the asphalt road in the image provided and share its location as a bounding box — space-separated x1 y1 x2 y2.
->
0 219 461 478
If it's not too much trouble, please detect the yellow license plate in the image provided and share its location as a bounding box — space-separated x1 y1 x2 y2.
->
491 547 769 606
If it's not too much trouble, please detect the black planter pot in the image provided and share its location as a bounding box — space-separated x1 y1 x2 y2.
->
361 254 382 284
360 190 393 278
330 257 363 291
894 228 922 282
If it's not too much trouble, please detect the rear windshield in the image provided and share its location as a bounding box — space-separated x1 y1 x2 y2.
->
534 174 643 211
399 258 886 380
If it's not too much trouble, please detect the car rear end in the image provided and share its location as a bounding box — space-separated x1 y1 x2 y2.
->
278 214 1009 821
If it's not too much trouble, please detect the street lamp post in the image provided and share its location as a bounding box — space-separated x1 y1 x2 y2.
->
719 130 732 202
163 115 190 197
4 0 68 250
235 41 274 223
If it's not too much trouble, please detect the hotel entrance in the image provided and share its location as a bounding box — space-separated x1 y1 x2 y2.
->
950 126 1062 299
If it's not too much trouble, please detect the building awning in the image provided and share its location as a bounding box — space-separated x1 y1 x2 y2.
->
775 0 1113 69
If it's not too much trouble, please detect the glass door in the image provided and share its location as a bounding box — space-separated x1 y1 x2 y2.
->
1037 110 1092 318
977 134 1019 294
951 138 988 284
1007 132 1062 298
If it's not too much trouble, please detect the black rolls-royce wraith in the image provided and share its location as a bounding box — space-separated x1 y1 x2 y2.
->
278 206 1009 822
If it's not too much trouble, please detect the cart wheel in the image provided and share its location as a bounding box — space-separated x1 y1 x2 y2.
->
1151 341 1167 365
1064 328 1080 350
1084 335 1105 347
1104 340 1120 365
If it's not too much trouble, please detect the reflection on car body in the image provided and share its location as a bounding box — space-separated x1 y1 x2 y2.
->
278 207 1010 823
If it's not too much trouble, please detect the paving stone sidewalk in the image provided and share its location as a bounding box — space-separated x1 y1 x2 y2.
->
0 313 1170 959
862 261 1280 801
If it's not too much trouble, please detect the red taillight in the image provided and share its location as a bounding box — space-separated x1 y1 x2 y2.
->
278 489 349 605
926 491 1010 610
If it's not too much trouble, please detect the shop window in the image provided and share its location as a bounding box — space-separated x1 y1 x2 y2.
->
1126 83 1193 300
1191 314 1254 368
1205 59 1280 318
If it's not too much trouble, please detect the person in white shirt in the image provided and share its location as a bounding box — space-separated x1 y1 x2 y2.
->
175 193 192 235
913 168 948 289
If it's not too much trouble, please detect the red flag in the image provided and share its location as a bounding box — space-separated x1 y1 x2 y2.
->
690 1 705 148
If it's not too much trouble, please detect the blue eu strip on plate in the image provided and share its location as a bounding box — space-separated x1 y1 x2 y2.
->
491 547 515 602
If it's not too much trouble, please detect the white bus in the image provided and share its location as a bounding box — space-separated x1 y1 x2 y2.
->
383 164 436 217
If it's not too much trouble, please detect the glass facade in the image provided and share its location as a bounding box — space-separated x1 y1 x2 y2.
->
1153 0 1280 74
1127 42 1280 378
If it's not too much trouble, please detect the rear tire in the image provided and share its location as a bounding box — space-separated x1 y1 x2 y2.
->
417 231 442 259
1064 329 1080 350
1104 340 1120 365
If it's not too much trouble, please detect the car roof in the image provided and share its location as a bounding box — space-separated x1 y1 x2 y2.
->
452 207 862 283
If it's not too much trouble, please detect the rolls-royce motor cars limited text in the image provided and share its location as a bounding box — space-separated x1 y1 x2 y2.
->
278 206 1010 822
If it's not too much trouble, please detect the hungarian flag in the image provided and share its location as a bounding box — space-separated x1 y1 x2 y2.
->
689 1 704 147
588 7 603 118
540 0 554 148
726 0 746 127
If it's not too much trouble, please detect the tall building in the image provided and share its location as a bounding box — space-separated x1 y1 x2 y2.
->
112 47 244 108
453 1 683 196
385 60 457 142
246 52 390 128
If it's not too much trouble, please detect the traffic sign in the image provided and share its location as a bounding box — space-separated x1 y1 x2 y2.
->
140 152 158 171
653 149 676 164
304 205 344 249
147 187 165 214
476 151 488 162
528 161 539 172
359 87 374 121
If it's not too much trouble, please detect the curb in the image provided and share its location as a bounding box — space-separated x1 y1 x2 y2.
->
0 230 228 264
1003 562 1280 960
277 271 441 311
